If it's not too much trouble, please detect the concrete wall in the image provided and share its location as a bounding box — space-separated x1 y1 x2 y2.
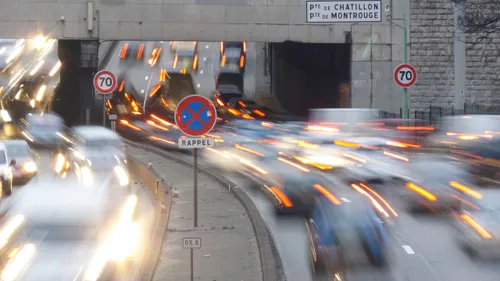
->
409 0 500 111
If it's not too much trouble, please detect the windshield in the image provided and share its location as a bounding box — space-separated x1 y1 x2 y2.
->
7 144 29 158
224 48 241 58
25 224 102 241
80 139 122 149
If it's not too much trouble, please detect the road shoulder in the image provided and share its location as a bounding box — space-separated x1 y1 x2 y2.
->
126 145 263 281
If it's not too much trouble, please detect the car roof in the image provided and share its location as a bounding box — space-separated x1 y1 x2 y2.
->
10 184 109 223
3 139 28 146
72 126 120 140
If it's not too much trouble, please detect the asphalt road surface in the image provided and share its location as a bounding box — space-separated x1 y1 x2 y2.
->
149 147 500 281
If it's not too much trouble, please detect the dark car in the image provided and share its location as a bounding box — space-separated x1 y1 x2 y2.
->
119 41 145 62
220 47 245 74
307 194 391 279
172 46 198 73
226 98 272 120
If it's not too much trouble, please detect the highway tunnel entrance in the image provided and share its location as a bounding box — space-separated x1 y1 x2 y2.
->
269 42 351 116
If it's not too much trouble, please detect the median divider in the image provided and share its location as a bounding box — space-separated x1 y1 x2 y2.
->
126 155 172 281
124 139 280 281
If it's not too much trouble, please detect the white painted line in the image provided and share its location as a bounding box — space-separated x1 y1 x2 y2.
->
402 245 415 254
205 45 209 49
196 84 200 88
145 76 149 80
203 57 207 61
200 70 204 74
140 89 145 94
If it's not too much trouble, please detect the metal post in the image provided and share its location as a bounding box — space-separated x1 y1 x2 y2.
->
190 248 194 281
86 109 90 125
401 7 409 119
453 0 466 111
193 148 198 228
102 98 106 126
110 121 116 131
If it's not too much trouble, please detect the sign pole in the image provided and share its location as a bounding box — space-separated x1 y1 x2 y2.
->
190 248 194 281
182 238 201 281
401 8 409 119
102 98 106 127
194 148 198 228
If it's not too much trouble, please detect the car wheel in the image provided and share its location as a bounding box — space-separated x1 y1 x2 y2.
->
362 241 387 267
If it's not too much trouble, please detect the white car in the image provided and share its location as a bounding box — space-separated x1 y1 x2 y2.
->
4 139 37 184
453 191 500 258
69 126 126 169
170 41 197 52
0 142 13 196
23 113 67 149
4 183 139 280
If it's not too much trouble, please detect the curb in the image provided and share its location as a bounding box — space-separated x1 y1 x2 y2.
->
125 155 172 281
124 139 281 281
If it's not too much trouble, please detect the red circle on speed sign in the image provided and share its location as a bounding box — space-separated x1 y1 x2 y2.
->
93 70 117 94
394 64 417 88
174 95 217 137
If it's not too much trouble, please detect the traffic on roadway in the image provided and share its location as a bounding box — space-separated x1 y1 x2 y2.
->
1 38 500 281
0 37 156 281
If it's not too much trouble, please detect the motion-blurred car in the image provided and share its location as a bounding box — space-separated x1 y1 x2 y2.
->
68 126 126 172
22 113 66 149
170 41 197 53
5 140 36 184
226 98 272 120
220 47 245 74
0 41 24 72
119 41 145 62
148 42 162 67
5 185 139 280
401 157 483 213
220 41 246 59
172 45 199 73
453 190 500 258
307 194 391 277
456 137 500 182
0 142 13 196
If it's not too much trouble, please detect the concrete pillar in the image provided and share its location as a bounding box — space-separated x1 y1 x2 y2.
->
53 40 98 126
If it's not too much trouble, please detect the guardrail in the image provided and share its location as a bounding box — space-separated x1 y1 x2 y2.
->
126 155 171 281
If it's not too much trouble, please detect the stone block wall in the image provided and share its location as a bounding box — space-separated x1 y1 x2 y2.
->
409 0 500 111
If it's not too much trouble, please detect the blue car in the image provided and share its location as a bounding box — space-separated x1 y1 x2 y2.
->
307 195 390 278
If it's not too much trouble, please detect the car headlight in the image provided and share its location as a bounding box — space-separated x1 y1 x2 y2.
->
23 161 37 172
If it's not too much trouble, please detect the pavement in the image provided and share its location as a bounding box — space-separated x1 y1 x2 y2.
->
125 144 263 281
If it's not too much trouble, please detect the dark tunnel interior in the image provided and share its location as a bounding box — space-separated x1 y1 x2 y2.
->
270 42 351 116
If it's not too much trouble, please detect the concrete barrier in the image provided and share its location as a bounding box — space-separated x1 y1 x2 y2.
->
123 139 281 281
126 155 172 281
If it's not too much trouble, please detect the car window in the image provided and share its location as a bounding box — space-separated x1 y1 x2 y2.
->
0 150 6 164
7 144 29 158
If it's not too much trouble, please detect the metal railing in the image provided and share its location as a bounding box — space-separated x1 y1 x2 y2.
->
379 103 500 126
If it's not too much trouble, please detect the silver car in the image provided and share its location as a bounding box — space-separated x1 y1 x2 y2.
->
453 191 500 258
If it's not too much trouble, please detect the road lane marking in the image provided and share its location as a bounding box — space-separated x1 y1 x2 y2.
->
141 89 144 94
402 245 415 254
203 57 207 61
196 84 200 88
145 76 149 80
200 70 204 74
205 45 209 49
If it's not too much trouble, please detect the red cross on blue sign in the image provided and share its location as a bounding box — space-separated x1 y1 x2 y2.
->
174 95 217 137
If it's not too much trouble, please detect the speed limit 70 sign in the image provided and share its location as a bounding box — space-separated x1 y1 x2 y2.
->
93 70 117 94
394 64 417 88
